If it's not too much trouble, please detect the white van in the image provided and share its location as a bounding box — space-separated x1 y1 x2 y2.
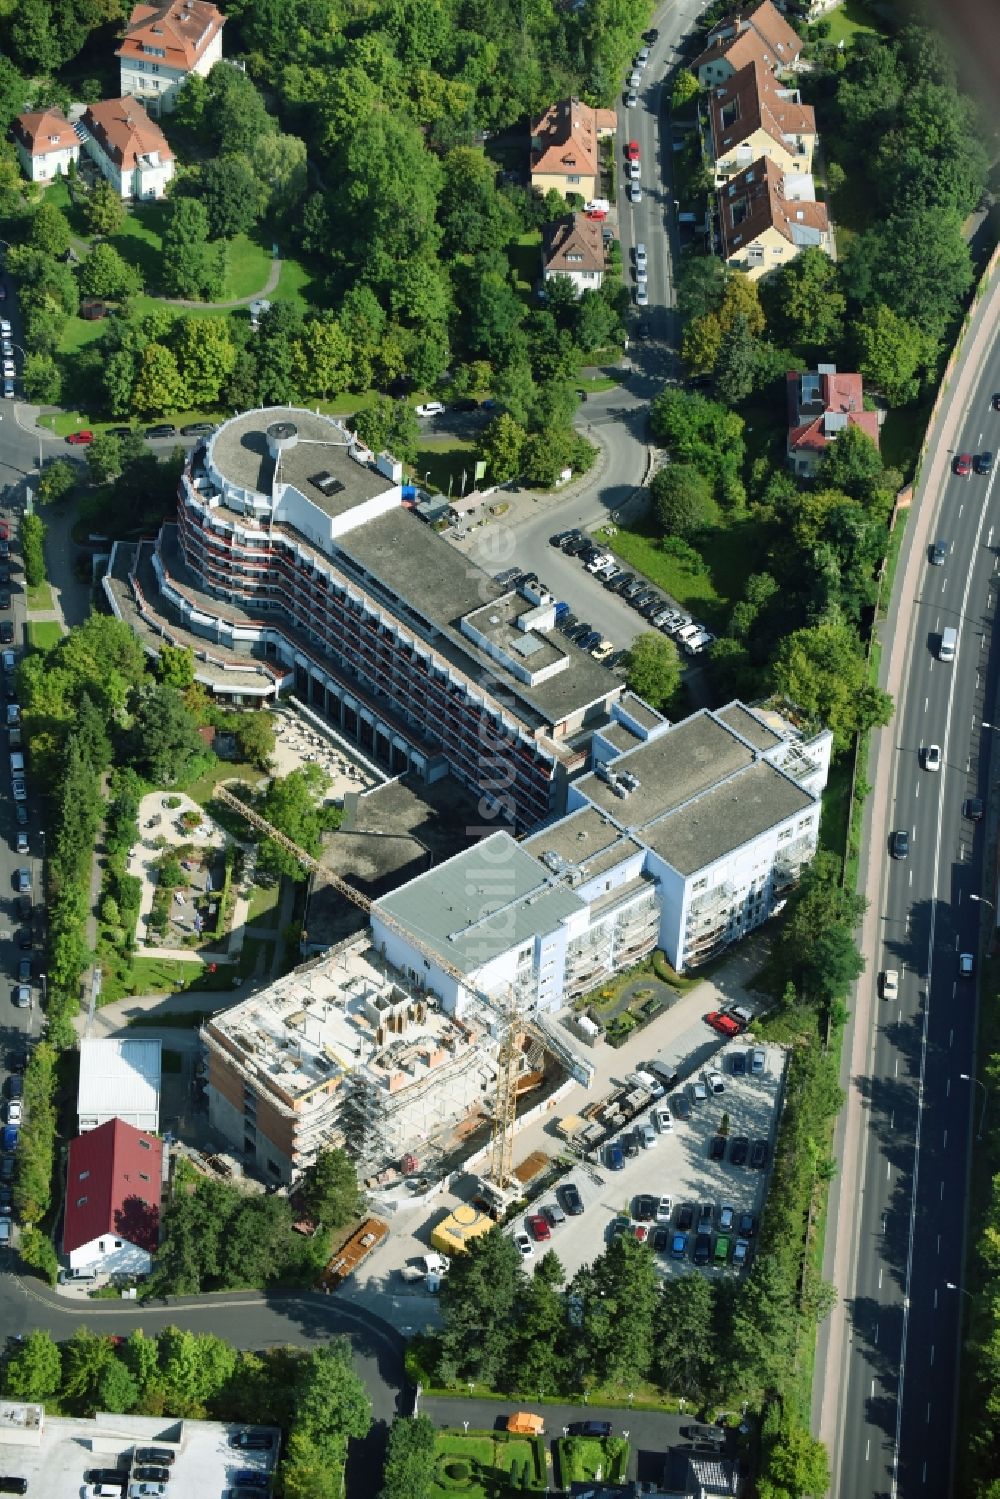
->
58 1266 99 1285
939 626 957 662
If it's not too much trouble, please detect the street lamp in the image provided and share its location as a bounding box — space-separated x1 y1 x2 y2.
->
946 1281 973 1300
970 894 995 909
961 1072 988 1140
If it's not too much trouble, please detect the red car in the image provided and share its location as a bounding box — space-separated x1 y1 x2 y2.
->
632 1223 649 1243
527 1213 551 1242
625 140 641 162
706 1011 741 1038
954 452 972 477
66 429 94 445
0 522 8 542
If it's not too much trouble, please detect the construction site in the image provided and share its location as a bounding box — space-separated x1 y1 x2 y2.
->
199 933 573 1188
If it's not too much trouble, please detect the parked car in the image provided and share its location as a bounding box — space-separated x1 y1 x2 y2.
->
569 1420 612 1438
730 1051 747 1077
706 1010 740 1037
729 1136 749 1166
671 1231 689 1259
526 1212 550 1242
750 1139 769 1169
145 423 178 439
732 1237 750 1269
693 1232 711 1266
180 422 216 437
230 1433 275 1450
607 1141 624 1171
415 402 445 417
652 1104 672 1133
965 796 984 821
670 1091 692 1121
709 1135 725 1161
67 429 94 445
133 1450 175 1468
706 1070 725 1095
750 1047 766 1075
634 1194 657 1222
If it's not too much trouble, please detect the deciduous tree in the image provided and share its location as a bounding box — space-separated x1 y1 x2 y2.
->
378 1415 437 1499
78 241 142 301
299 1149 363 1231
84 178 126 238
5 1331 62 1402
651 462 715 538
625 632 681 710
132 343 187 417
773 621 893 751
853 304 936 407
438 1228 524 1385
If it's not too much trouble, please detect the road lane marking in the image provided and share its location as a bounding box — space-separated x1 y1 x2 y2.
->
925 696 929 712
866 1439 871 1462
887 1161 892 1180
879 1267 883 1288
871 1380 876 1397
930 1344 935 1365
946 1077 951 1097
943 1129 948 1148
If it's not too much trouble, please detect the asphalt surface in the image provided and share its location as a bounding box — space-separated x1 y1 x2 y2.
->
824 294 1000 1497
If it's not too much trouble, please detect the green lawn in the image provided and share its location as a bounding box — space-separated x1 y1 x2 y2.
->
238 936 276 978
25 582 55 612
26 620 63 650
247 879 282 927
416 437 479 497
823 0 884 49
510 231 542 295
431 1433 546 1497
555 1435 629 1485
880 401 932 479
596 515 759 631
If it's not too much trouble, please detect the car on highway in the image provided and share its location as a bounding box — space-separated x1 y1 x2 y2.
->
729 1136 749 1166
922 743 941 771
959 952 975 978
145 423 178 439
67 429 94 445
625 139 640 161
415 402 445 417
954 452 972 477
880 966 898 997
891 828 910 859
964 796 984 821
993 393 1000 411
974 451 993 475
929 539 950 565
627 182 642 204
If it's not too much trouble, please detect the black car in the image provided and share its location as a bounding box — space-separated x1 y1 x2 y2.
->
133 1468 170 1484
563 538 587 556
0 623 12 645
709 1135 726 1161
693 1232 712 1266
16 895 30 919
685 1423 724 1446
730 1051 747 1077
560 1181 584 1215
643 26 658 41
750 1139 769 1169
651 1225 669 1252
964 796 984 821
891 828 910 859
180 421 216 436
974 451 993 475
145 423 178 439
230 1432 275 1450
737 1211 755 1238
669 1091 692 1121
676 1203 695 1232
697 1203 714 1234
558 614 579 635
611 572 635 592
134 1449 175 1467
634 1194 657 1222
622 1128 641 1158
234 1474 270 1491
16 931 31 952
729 1136 749 1166
0 542 8 559
0 568 9 585
86 1470 126 1487
0 594 9 612
107 426 134 438
569 1420 612 1438
451 398 479 413
7 1049 27 1074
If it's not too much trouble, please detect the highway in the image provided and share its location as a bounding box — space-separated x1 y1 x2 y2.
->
822 282 1000 1497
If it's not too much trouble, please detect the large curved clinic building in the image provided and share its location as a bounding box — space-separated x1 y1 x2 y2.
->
104 407 623 829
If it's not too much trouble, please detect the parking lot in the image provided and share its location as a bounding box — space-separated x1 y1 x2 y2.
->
510 1038 785 1285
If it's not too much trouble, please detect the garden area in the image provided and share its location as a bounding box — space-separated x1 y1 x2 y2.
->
432 1432 548 1497
554 1434 629 1487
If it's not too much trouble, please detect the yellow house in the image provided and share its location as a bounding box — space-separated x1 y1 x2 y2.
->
707 59 815 184
716 156 831 281
691 0 802 88
530 98 617 203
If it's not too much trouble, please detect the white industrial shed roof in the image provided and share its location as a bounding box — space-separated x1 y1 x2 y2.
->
77 1038 162 1134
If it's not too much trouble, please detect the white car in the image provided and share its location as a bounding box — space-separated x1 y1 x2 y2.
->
12 985 29 1008
12 778 26 801
513 1230 533 1259
706 1070 725 1096
627 68 641 88
652 1105 672 1133
640 1122 657 1148
5 1101 21 1125
655 1194 672 1222
881 969 898 999
636 46 650 66
683 630 716 655
959 952 975 978
691 1078 708 1104
922 743 941 771
415 401 445 418
675 622 704 643
625 89 638 108
634 242 647 271
628 183 642 204
627 161 640 181
635 286 648 306
129 1486 167 1499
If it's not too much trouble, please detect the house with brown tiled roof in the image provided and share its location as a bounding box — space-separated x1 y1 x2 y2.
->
530 98 617 204
707 59 815 184
716 155 831 281
786 364 880 476
117 0 225 116
81 96 176 200
12 108 81 184
692 0 802 86
63 1118 163 1279
541 213 606 296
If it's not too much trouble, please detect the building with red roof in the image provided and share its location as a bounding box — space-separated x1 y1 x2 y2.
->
63 1118 163 1278
80 96 175 201
117 0 226 116
12 108 81 184
786 364 881 477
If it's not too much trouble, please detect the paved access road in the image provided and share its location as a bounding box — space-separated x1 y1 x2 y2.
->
819 273 1000 1497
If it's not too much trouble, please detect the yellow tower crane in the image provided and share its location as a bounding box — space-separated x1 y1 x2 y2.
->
214 783 592 1188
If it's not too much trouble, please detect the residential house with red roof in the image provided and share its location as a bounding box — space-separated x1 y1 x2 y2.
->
12 108 81 184
786 364 881 476
80 96 175 200
63 1118 163 1278
691 0 802 87
117 0 226 116
716 155 831 281
530 98 617 205
541 213 606 296
707 59 816 184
